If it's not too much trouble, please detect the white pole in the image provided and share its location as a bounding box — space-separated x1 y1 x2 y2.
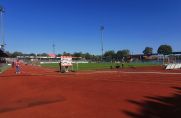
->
0 7 5 50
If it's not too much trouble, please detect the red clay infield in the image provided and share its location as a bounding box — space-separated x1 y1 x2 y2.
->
0 65 181 118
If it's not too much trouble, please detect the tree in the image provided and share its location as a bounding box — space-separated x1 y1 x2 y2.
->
143 47 153 56
116 49 130 61
73 52 82 57
104 50 116 62
157 45 172 55
37 53 48 56
84 53 92 60
157 45 172 64
57 53 62 57
63 52 71 56
5 51 12 57
117 50 123 60
29 53 36 56
11 51 23 58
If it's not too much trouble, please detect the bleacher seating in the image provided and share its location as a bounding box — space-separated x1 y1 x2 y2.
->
165 63 181 70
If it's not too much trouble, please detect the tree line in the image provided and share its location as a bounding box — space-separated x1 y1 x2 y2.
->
6 44 173 61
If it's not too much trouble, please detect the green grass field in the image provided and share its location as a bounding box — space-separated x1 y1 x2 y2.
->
0 64 10 73
41 62 160 71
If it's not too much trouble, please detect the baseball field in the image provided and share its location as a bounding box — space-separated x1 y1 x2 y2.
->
0 64 181 118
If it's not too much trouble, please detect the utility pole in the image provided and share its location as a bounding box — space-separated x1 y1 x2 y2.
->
0 6 5 51
100 25 104 61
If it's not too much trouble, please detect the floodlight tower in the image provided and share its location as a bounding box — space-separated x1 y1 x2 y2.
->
0 6 5 51
100 25 104 60
52 43 55 54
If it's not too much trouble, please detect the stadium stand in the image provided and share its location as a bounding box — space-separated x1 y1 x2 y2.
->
166 63 181 70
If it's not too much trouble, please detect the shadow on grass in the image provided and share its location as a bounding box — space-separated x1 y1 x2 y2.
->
123 87 181 118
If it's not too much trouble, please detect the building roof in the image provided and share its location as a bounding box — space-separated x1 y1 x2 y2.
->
48 53 56 58
172 52 181 55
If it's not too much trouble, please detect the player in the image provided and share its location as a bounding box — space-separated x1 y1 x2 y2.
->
15 60 21 74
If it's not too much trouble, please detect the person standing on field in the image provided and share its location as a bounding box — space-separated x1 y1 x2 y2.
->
12 61 15 68
15 60 21 74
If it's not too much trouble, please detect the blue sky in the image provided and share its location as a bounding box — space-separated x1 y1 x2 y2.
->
0 0 181 54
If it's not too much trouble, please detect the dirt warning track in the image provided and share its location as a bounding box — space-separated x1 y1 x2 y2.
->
0 65 181 118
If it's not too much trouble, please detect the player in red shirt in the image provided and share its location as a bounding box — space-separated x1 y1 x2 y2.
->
15 60 21 74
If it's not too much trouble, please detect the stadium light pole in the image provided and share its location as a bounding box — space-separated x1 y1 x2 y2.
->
52 43 55 54
0 6 5 51
100 25 104 61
